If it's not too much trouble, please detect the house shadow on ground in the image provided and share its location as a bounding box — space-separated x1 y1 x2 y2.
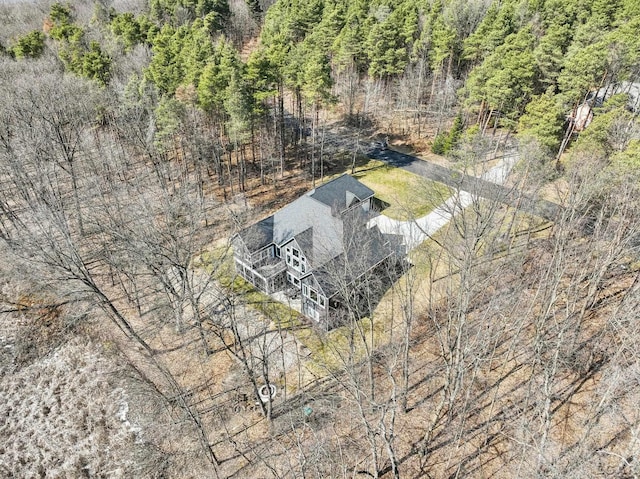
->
371 197 391 214
323 257 412 331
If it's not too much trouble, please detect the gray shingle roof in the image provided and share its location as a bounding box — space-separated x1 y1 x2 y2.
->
309 174 374 212
273 195 344 267
236 175 382 270
311 223 398 297
237 216 274 251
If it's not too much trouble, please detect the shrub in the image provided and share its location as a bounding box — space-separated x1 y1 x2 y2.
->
11 31 46 59
431 132 448 154
431 114 464 155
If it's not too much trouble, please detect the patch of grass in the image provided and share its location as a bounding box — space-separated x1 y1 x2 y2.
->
408 231 448 277
199 246 358 366
232 276 302 328
199 245 392 377
348 160 451 220
195 246 233 276
301 316 387 376
199 247 302 329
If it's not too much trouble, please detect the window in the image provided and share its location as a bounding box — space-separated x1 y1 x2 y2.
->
285 244 307 273
275 246 281 257
287 272 301 288
304 286 326 308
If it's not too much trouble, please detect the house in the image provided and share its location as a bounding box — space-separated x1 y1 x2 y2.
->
232 174 405 326
571 81 640 132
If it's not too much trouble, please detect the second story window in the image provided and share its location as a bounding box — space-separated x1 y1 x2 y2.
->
303 285 326 309
285 244 307 273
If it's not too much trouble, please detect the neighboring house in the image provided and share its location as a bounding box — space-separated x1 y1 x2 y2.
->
571 81 640 132
232 174 405 326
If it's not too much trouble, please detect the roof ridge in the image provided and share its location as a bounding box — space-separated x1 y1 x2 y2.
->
314 172 350 189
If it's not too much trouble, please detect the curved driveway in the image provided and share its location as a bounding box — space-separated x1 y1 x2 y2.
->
367 148 560 250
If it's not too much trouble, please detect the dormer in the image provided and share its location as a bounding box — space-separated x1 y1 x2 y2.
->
346 190 360 208
309 174 374 214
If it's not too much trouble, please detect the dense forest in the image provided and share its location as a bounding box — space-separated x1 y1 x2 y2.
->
1 0 640 477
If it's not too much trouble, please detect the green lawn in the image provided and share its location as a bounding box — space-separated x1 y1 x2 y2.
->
348 160 452 220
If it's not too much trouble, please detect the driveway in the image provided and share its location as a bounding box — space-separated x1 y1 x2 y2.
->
368 147 561 222
367 148 561 250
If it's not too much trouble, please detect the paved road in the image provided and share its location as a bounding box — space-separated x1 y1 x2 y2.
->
368 147 561 222
367 147 562 250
